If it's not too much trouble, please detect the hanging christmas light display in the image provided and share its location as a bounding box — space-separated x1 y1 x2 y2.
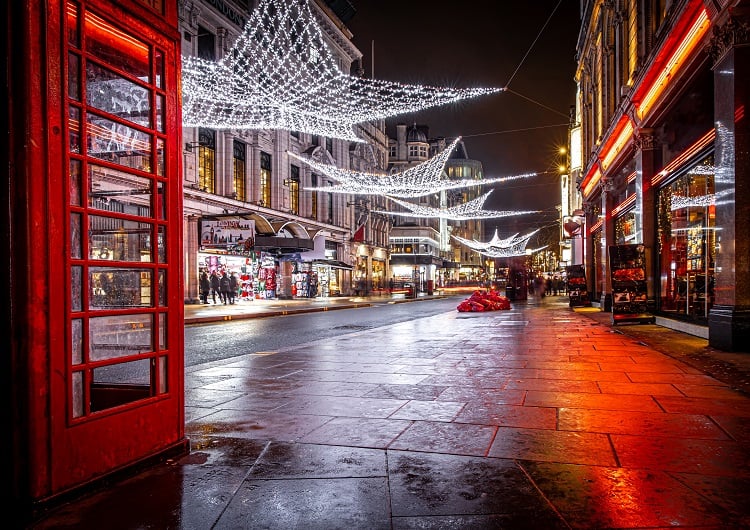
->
292 138 535 197
478 244 547 258
452 228 545 258
451 228 540 251
372 190 538 220
182 0 501 141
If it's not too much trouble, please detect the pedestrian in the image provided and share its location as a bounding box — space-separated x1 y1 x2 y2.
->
545 276 552 296
199 270 210 304
228 272 239 304
533 275 545 298
209 270 220 304
219 271 231 304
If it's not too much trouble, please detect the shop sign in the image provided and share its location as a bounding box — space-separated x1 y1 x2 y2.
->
201 218 255 250
204 0 246 28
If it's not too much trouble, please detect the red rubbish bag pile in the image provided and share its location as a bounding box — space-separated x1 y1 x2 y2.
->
456 289 511 312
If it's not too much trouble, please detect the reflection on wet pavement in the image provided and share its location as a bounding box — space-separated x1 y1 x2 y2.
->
30 301 750 529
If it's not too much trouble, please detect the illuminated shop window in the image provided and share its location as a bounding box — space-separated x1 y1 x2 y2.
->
657 154 715 320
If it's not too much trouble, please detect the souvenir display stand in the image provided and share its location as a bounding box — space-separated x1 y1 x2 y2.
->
566 264 591 307
608 244 656 325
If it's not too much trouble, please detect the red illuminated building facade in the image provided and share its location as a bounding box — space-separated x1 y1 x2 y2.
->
571 0 749 350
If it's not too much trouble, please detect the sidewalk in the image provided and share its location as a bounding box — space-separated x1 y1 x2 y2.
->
29 295 750 529
184 293 750 396
183 291 448 324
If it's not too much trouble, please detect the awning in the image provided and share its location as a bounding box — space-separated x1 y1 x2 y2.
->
254 235 314 254
309 259 353 270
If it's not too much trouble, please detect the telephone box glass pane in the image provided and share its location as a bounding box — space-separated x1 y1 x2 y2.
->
89 268 153 309
70 213 82 259
86 113 152 170
89 313 153 360
88 165 152 217
86 61 150 128
90 359 153 412
71 266 82 312
85 12 150 82
88 215 152 262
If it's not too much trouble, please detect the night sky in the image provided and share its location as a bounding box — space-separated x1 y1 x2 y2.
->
345 0 581 235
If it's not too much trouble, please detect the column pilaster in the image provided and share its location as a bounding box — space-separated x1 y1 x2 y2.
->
634 128 660 302
708 14 750 351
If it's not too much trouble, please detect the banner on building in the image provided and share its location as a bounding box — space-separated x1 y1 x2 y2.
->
200 217 256 250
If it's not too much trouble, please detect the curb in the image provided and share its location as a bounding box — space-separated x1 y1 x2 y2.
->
184 294 450 325
184 302 374 325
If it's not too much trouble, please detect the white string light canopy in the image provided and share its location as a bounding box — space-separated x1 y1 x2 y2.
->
291 137 536 197
452 229 546 258
452 228 541 251
479 244 547 258
372 190 538 220
182 0 501 142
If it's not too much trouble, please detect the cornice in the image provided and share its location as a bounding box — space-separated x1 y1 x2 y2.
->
708 15 750 64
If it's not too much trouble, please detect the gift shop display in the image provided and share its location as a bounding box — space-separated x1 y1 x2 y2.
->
566 264 590 307
609 244 655 324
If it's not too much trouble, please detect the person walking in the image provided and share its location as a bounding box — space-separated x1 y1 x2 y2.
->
199 270 210 304
533 274 545 299
209 270 220 304
219 271 231 305
228 272 239 304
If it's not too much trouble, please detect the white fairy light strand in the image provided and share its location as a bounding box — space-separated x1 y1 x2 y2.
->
372 190 539 220
478 244 547 258
292 138 536 197
182 0 501 142
451 228 540 251
451 230 546 258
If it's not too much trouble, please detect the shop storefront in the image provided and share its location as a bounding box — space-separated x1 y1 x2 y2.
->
312 261 346 297
656 153 715 322
198 251 278 300
372 257 385 291
199 217 279 299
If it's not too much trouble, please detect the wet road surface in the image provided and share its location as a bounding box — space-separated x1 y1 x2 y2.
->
29 296 750 529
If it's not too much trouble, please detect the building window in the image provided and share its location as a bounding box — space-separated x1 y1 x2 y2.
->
198 128 215 193
625 0 637 84
326 181 333 224
326 137 333 154
289 164 300 215
232 140 246 201
389 146 396 158
310 173 318 219
197 26 215 61
260 151 271 207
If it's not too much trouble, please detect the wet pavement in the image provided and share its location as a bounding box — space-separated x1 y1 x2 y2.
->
27 294 750 529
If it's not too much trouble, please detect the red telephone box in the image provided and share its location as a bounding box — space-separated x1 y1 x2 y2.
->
8 0 187 517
